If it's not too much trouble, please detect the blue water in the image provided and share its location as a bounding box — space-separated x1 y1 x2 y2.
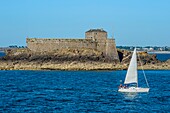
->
148 53 170 61
0 70 169 112
156 54 170 61
0 52 5 58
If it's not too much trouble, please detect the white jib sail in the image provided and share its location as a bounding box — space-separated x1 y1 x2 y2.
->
124 48 138 84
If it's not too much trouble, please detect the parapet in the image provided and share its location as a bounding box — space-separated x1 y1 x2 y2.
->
85 28 107 33
27 38 94 43
26 38 97 52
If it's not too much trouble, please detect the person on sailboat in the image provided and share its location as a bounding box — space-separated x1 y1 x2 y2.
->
119 84 129 89
118 84 123 89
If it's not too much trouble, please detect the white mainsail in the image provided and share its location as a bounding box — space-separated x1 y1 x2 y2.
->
124 48 138 84
118 48 150 93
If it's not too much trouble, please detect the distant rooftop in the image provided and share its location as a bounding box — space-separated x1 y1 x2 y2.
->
86 28 107 33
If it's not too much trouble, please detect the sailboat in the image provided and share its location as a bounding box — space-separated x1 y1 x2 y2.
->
118 48 150 93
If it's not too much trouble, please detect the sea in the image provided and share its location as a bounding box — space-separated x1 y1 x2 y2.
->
0 70 170 112
0 51 170 112
148 52 170 62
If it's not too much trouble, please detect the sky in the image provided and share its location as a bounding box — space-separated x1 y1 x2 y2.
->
0 0 170 47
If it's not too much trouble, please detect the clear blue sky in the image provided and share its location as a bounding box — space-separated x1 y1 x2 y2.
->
0 0 170 47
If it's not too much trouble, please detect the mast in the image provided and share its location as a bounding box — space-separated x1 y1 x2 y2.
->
138 52 149 88
136 48 138 87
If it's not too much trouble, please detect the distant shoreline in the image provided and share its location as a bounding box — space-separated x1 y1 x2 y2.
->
148 51 170 54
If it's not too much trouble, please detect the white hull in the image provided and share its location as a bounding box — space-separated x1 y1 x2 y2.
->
118 87 149 93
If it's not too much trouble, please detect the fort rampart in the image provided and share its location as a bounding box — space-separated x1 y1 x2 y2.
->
27 38 96 52
26 29 119 61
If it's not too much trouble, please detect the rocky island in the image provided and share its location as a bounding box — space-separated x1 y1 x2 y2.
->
0 28 169 70
0 48 169 70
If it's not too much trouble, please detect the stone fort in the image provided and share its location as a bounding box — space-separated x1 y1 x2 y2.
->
27 29 119 60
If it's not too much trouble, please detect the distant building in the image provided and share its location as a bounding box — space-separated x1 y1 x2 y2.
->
27 29 119 60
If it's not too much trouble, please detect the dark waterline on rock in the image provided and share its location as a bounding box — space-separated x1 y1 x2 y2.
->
0 70 169 112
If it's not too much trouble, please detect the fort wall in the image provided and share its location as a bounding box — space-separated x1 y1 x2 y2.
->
26 29 119 61
106 39 119 60
27 38 97 52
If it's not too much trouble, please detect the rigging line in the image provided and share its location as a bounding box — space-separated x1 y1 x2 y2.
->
137 52 150 88
135 48 138 87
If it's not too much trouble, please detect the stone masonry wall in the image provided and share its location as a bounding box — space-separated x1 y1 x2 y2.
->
27 38 97 52
85 31 107 41
85 30 107 55
106 39 119 60
26 29 119 61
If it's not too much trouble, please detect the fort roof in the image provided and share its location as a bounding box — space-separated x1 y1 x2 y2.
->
85 28 107 33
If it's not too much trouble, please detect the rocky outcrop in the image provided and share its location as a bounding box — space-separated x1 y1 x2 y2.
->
0 61 126 70
3 48 118 62
0 48 169 70
166 59 170 64
117 49 160 65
